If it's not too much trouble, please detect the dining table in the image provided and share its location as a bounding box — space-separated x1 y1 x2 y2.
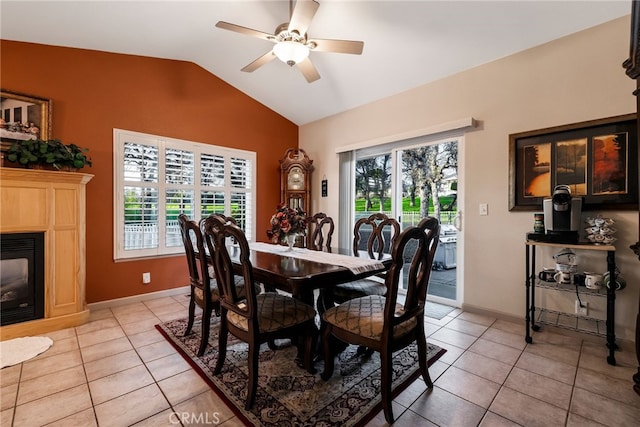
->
231 242 392 311
216 241 393 367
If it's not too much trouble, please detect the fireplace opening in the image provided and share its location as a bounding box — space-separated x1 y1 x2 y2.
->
1 232 45 326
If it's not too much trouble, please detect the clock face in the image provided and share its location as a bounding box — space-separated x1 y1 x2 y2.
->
287 166 305 190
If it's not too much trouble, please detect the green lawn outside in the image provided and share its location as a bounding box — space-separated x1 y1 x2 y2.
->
125 203 228 222
125 197 456 222
355 196 455 212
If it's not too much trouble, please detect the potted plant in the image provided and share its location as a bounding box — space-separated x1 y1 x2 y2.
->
6 139 92 171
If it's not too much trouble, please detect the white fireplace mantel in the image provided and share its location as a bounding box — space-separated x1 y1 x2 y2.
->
1 168 93 340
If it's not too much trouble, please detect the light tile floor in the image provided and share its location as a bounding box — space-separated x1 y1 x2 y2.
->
2 294 639 426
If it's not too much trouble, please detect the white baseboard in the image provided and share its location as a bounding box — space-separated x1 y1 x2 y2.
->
88 286 190 311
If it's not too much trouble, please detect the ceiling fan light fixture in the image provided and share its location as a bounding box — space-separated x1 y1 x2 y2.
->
273 41 309 66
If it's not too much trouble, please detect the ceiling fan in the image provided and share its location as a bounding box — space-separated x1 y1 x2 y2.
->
215 0 364 83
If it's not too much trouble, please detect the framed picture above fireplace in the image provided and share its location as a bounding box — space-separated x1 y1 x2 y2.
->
509 113 638 211
0 90 52 152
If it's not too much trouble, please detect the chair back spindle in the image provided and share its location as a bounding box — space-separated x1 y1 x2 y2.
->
384 217 440 324
203 216 257 322
353 212 400 260
307 212 334 251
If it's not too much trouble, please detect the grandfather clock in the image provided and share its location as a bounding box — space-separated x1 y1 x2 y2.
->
280 148 313 213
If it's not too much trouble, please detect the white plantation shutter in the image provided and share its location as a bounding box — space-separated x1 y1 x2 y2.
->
123 186 159 250
114 129 256 260
165 148 195 185
201 153 225 187
200 153 226 218
165 189 194 248
230 157 252 232
165 147 195 249
122 141 160 254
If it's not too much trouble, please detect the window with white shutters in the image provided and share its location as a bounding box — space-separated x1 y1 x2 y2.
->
114 129 256 260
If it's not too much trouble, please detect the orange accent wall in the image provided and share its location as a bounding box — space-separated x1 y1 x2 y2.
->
1 40 298 303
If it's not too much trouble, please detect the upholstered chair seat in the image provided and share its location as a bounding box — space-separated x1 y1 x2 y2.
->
331 276 386 301
227 292 316 333
322 295 417 341
193 275 246 309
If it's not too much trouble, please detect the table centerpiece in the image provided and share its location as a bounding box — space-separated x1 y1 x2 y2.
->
267 203 307 251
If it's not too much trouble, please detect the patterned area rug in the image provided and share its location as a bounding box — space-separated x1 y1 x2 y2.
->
157 316 446 427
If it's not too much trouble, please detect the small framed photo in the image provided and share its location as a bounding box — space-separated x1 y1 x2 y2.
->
1 90 52 151
509 114 638 211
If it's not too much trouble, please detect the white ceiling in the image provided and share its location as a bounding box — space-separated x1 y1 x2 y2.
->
0 1 632 125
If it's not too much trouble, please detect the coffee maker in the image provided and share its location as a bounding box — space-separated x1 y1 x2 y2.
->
543 185 582 243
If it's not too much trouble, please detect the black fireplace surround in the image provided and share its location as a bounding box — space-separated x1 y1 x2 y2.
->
1 232 45 326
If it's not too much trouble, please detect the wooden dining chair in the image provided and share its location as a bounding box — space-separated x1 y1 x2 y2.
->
331 213 400 304
202 216 318 410
178 213 246 356
307 212 334 251
320 217 440 424
178 213 220 357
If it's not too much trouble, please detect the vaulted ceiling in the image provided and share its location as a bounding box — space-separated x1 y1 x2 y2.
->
0 1 631 125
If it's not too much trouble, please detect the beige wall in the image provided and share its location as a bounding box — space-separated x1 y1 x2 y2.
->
300 16 639 341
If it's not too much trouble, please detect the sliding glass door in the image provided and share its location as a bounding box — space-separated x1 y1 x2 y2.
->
352 137 461 304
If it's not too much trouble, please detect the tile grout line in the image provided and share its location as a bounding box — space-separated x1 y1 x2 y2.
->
117 307 184 427
75 322 101 427
564 339 587 426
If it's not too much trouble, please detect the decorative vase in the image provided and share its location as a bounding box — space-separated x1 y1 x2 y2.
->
285 234 296 251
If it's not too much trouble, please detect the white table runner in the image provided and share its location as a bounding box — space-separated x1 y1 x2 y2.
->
250 242 385 275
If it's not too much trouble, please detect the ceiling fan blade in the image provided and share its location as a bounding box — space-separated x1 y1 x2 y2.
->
288 0 319 36
241 50 276 73
297 57 320 83
309 38 364 55
215 21 274 42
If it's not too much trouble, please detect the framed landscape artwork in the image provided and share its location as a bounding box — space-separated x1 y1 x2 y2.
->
509 114 638 211
0 90 52 152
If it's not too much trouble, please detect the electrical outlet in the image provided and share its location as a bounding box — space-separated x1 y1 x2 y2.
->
142 272 151 284
575 300 588 316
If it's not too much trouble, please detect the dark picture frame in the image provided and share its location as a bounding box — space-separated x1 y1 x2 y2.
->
0 90 52 152
509 114 638 211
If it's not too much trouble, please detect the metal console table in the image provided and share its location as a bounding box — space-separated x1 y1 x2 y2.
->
525 239 617 365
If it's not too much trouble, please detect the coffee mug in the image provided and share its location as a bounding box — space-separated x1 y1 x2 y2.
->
554 271 573 285
584 272 602 290
538 269 556 282
603 270 627 290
